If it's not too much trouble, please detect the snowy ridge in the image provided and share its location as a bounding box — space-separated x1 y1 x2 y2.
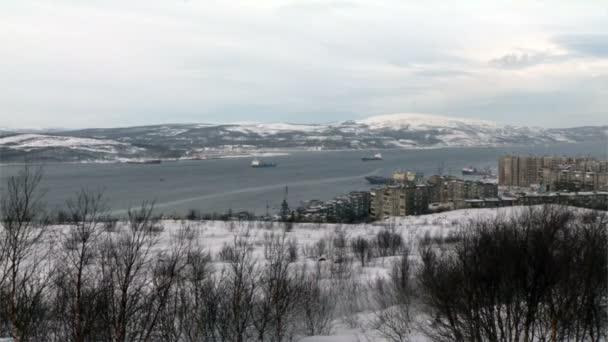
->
0 133 143 160
224 122 329 136
0 134 127 150
1 113 605 163
356 113 498 130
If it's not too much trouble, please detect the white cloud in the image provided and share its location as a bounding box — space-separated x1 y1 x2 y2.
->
0 0 606 128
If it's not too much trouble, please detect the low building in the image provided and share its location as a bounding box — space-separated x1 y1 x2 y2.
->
454 196 517 209
455 192 608 211
299 191 371 223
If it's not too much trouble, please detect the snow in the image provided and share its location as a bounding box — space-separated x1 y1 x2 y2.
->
356 113 499 131
2 206 591 342
2 117 595 164
142 207 525 274
148 127 189 136
225 122 328 136
386 140 417 148
303 135 330 141
0 134 137 153
143 207 526 342
299 335 359 342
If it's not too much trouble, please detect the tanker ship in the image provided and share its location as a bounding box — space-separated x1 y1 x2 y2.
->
251 159 277 168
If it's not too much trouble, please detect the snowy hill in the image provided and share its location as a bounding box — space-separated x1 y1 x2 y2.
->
356 113 498 130
1 113 606 162
0 133 143 162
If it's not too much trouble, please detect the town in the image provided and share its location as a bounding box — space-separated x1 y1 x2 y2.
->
293 154 608 223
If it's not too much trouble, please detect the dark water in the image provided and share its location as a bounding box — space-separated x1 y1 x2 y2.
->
0 142 605 215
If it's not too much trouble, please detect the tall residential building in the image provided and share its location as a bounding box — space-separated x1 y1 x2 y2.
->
498 155 539 187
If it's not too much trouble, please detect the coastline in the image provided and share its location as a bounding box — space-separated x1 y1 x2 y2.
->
0 140 600 166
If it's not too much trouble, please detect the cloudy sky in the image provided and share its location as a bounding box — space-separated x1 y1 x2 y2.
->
1 0 607 129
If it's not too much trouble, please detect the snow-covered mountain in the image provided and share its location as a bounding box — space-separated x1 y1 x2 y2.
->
356 113 498 131
1 113 606 163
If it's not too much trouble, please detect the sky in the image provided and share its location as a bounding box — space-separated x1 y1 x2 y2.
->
1 0 607 129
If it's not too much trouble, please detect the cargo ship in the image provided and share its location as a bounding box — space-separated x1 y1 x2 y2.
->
126 159 162 164
361 153 383 161
251 159 276 168
461 166 492 176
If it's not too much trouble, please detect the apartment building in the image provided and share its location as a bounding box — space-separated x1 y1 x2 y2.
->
498 155 539 186
427 175 498 203
370 183 430 218
499 155 608 190
299 191 371 223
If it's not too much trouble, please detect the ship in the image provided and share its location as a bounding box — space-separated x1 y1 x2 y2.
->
461 166 492 176
251 159 276 168
364 176 395 185
126 159 162 164
361 153 383 161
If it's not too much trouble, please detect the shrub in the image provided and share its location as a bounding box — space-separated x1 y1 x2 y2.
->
351 236 371 267
218 244 237 262
186 208 200 220
287 238 298 263
376 229 403 257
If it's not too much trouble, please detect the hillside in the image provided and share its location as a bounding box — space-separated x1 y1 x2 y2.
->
0 133 143 163
1 113 606 163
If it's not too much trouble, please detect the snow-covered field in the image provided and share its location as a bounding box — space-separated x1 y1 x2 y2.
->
2 205 600 341
160 206 523 249
130 207 523 341
153 206 504 257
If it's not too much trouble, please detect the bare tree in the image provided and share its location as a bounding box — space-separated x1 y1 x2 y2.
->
253 234 301 341
0 164 53 342
216 234 258 342
332 228 348 260
97 202 162 342
163 225 218 342
179 260 220 341
376 229 403 257
53 189 107 342
138 227 189 342
314 238 327 259
372 250 413 342
298 264 335 337
418 205 607 342
351 236 371 267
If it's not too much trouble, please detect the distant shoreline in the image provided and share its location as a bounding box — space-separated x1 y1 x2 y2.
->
0 141 603 166
0 151 292 167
